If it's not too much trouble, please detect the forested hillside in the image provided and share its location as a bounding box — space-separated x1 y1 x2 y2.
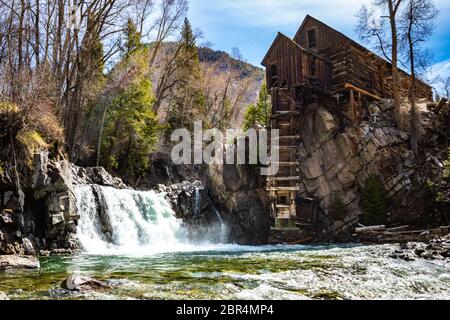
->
0 0 263 185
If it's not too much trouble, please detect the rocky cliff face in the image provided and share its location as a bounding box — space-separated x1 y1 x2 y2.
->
206 165 271 245
1 148 271 255
0 152 126 255
149 162 271 245
297 98 448 232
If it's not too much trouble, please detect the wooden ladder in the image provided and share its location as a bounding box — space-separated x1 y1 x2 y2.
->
267 87 302 229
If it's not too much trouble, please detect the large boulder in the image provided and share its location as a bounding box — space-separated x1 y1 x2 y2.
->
0 255 39 271
163 181 225 243
62 274 110 292
71 166 127 189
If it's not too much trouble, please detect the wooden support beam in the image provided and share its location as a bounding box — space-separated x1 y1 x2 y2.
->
271 111 300 117
341 83 381 101
271 135 301 140
267 187 300 192
349 89 356 123
267 176 300 181
269 146 300 150
269 162 299 166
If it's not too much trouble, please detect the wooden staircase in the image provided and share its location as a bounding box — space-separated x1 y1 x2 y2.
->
267 87 302 230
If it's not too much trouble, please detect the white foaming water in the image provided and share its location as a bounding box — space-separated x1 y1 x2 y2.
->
213 208 228 244
75 185 228 256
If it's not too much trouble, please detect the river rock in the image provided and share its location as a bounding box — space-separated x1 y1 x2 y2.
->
0 255 40 271
0 291 8 300
22 238 36 255
71 166 127 189
62 274 110 292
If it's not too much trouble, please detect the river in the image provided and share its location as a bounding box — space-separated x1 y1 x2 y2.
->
0 185 449 300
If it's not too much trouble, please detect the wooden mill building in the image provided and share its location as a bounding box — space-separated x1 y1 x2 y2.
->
262 15 433 234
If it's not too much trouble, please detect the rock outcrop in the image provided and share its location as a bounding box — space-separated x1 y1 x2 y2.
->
206 164 271 245
160 181 227 243
62 274 110 292
0 151 126 255
296 98 449 233
152 164 271 245
0 255 40 270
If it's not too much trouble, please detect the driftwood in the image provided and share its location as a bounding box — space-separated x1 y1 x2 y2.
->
355 225 386 233
354 225 450 244
386 225 410 232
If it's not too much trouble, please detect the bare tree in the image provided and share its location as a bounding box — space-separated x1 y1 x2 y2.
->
356 0 404 128
434 75 450 100
399 0 438 154
134 0 154 38
149 0 188 66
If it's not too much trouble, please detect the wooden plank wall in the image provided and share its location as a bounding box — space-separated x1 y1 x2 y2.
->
265 36 331 91
265 36 304 88
293 17 433 100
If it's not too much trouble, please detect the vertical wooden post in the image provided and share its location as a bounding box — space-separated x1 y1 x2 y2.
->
357 92 362 122
350 89 355 123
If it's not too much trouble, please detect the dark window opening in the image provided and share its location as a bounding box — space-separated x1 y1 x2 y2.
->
308 28 317 48
269 64 278 88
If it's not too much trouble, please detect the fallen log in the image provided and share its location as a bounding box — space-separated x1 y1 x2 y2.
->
386 225 410 232
355 225 386 233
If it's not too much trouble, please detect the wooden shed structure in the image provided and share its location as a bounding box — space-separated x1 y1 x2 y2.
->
263 15 432 101
263 15 433 235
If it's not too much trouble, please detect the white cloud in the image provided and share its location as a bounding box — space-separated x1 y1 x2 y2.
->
428 59 450 94
188 0 450 67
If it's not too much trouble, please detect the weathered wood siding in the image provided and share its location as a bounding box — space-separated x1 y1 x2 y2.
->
292 16 433 100
264 34 331 92
264 16 433 100
294 18 341 53
264 35 305 88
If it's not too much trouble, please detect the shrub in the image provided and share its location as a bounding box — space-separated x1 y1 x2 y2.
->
17 130 49 159
360 175 389 225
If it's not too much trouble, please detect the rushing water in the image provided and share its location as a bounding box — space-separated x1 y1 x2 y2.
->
0 245 449 300
0 185 449 300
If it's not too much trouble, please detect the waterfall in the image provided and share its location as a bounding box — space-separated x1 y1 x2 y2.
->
74 185 190 255
194 187 200 216
213 208 228 244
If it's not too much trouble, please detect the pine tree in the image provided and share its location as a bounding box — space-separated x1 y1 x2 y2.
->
123 18 142 56
181 18 196 52
243 82 271 130
166 18 203 130
101 49 160 179
360 175 389 225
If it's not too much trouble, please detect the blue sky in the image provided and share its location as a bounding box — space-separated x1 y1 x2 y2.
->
188 0 450 83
